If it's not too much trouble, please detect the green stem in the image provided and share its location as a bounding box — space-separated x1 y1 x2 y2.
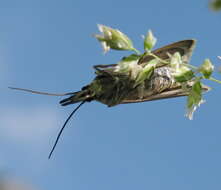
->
148 52 169 64
208 77 221 84
182 63 198 71
132 48 141 54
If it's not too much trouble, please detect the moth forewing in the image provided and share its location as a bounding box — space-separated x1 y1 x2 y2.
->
138 39 196 66
120 40 199 104
121 83 210 104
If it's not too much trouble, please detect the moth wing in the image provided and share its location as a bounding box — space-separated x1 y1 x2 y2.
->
138 39 196 66
121 87 189 104
121 83 210 104
122 39 196 104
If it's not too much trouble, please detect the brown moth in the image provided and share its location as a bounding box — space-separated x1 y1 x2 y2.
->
59 40 209 106
9 39 210 159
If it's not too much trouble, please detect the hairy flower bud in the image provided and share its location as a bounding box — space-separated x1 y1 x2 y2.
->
143 30 157 51
170 52 194 82
95 24 135 53
134 59 158 87
199 59 214 79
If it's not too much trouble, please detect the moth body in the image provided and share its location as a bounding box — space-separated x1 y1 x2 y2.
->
60 39 210 107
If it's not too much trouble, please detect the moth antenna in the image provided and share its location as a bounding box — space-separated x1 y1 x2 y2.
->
48 100 86 159
9 87 75 96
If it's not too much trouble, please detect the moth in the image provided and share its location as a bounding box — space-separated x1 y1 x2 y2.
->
10 39 210 159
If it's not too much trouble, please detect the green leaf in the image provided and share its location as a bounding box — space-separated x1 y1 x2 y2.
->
121 54 141 62
115 54 141 77
134 59 158 87
186 80 204 120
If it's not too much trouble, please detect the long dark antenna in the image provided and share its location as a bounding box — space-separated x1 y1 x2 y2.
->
9 87 76 96
48 101 86 159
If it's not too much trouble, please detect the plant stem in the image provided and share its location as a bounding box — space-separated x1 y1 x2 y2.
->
148 52 169 64
132 48 141 54
183 63 198 71
208 77 221 84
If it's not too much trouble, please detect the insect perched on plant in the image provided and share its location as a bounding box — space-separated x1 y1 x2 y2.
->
11 24 221 159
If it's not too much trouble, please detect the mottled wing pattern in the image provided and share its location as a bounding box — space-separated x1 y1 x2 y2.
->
122 39 196 104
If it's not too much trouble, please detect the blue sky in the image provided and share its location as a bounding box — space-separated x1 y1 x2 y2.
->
0 0 221 189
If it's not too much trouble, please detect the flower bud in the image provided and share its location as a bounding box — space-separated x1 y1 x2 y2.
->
170 52 182 68
115 54 141 75
95 24 135 53
199 59 214 79
173 66 194 82
170 52 194 82
144 30 157 51
134 59 158 87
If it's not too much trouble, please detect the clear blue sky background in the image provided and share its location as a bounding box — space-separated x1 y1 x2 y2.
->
0 0 221 189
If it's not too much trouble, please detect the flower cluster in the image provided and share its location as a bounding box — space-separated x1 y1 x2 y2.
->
95 24 220 119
